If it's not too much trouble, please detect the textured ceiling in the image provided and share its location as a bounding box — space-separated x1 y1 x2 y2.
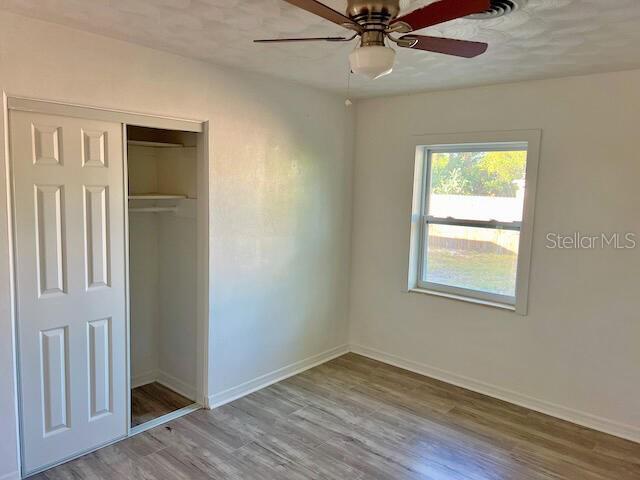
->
2 0 640 97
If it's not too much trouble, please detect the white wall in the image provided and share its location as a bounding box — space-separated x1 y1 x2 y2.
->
349 69 640 441
129 211 160 384
157 211 198 399
128 143 199 399
0 12 353 478
129 208 199 399
128 145 162 387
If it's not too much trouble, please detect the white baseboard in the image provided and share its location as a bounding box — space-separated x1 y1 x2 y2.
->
208 344 350 408
151 340 638 444
156 370 196 401
0 471 20 480
131 369 158 389
350 344 640 444
131 369 196 401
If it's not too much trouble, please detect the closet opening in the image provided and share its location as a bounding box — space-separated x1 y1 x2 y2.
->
126 125 200 430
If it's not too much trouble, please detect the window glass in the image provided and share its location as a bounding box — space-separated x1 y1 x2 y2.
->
422 224 520 297
428 150 527 222
419 146 529 302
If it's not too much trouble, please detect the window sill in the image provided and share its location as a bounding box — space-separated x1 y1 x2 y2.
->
407 287 516 312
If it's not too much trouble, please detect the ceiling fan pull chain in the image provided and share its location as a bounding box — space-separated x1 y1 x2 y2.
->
345 68 353 106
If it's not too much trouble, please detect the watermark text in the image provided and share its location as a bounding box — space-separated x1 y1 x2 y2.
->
545 232 636 249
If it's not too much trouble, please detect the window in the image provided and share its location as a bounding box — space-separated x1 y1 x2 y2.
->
408 132 540 314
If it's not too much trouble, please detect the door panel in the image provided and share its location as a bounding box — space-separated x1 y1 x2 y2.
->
40 327 70 435
87 317 112 420
10 111 126 474
84 185 110 289
34 184 66 296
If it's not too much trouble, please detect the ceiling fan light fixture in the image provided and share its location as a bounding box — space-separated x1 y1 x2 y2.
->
349 45 396 80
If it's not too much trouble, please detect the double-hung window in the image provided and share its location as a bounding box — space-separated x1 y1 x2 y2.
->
408 132 540 314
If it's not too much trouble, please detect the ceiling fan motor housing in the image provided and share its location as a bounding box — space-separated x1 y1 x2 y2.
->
346 0 400 27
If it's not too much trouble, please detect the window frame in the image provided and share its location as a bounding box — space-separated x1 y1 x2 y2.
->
407 131 541 315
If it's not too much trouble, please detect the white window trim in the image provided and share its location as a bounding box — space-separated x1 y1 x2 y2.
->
406 130 541 315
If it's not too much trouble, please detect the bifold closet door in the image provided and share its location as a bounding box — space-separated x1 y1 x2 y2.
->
10 111 127 474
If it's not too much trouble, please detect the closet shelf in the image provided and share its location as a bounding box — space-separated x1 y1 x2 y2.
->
127 140 183 148
129 207 177 213
128 194 187 200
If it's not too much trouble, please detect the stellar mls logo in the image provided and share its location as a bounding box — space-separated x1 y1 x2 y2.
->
545 232 637 249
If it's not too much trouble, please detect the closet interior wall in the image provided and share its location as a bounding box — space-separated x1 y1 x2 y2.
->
128 128 198 402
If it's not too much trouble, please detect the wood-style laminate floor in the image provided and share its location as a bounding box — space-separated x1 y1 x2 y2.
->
36 354 639 479
131 382 194 427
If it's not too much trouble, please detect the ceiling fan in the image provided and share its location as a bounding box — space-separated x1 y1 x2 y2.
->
254 0 491 79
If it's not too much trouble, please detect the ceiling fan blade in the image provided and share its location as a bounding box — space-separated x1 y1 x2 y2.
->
400 35 488 58
281 0 361 30
391 0 490 33
254 36 352 43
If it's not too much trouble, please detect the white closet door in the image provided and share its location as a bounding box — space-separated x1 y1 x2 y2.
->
10 111 127 474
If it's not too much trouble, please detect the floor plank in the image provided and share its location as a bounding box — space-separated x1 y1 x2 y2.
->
131 382 193 427
34 354 640 479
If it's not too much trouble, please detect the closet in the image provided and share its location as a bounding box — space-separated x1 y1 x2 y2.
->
127 126 199 428
7 98 207 476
